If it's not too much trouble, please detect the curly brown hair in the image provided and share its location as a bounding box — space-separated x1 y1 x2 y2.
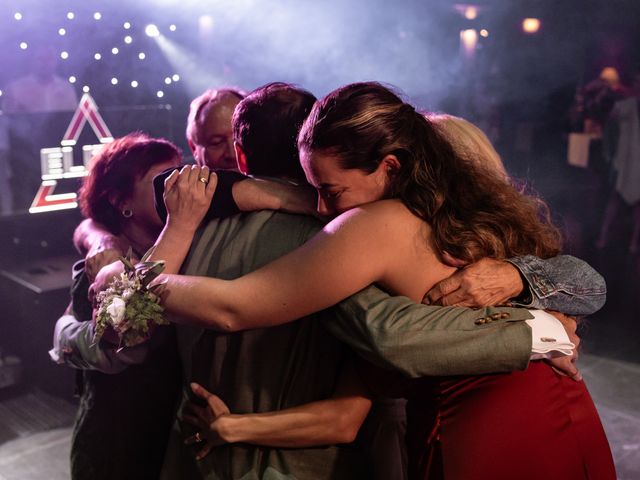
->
298 82 561 262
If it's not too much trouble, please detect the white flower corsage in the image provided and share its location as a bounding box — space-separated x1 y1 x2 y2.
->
94 247 168 348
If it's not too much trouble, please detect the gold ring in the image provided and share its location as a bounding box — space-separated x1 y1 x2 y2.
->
198 177 208 185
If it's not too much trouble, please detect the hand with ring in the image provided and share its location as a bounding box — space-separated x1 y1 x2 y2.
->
163 165 217 232
184 431 205 445
181 382 232 460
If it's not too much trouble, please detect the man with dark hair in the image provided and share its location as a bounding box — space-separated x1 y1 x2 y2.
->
161 82 369 477
232 82 315 181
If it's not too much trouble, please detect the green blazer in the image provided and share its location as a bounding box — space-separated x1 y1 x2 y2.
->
161 210 533 480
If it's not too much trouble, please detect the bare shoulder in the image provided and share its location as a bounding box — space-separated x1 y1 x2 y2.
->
323 199 424 239
361 199 419 219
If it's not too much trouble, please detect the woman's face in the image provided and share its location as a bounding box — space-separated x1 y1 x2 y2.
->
300 149 389 217
124 158 180 232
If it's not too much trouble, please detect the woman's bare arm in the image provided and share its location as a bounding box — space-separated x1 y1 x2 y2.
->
156 201 413 331
149 171 315 275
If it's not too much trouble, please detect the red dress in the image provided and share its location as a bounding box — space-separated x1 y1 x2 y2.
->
405 361 616 480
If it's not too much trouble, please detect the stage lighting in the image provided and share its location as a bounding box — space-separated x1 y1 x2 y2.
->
172 74 180 82
145 24 160 38
460 29 478 57
111 78 118 85
522 18 541 34
19 42 28 50
157 90 164 98
199 15 214 30
124 22 131 29
14 12 23 21
83 86 90 93
480 29 489 37
69 76 76 83
0 90 3 97
124 35 133 44
169 24 177 32
112 47 119 55
60 51 69 60
138 52 146 60
464 6 478 20
94 12 102 21
164 77 172 85
67 12 75 20
131 81 139 88
59 28 66 36
94 53 102 60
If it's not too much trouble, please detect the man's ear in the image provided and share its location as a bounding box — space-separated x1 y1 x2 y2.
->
379 154 401 178
189 139 205 167
234 142 249 175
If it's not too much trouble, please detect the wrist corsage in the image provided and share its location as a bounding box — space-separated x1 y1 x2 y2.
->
94 247 168 348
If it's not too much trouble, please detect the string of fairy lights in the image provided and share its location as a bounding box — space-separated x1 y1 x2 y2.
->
1 4 543 102
3 8 184 102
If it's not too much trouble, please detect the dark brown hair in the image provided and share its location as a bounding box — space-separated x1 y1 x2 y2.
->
78 133 182 234
299 82 561 262
232 82 315 181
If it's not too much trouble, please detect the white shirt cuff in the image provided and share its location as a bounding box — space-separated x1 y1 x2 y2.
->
526 310 574 360
49 314 79 364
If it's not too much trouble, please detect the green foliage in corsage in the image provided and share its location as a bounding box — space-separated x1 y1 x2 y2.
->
94 247 168 347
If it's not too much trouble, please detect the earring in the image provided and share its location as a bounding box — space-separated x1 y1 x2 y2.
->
122 208 133 218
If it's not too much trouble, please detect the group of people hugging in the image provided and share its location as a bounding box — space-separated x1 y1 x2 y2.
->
50 81 616 479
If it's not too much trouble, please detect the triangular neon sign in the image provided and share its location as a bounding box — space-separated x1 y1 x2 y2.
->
30 93 114 213
62 93 113 146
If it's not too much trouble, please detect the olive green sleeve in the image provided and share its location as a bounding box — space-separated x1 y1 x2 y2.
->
326 285 533 378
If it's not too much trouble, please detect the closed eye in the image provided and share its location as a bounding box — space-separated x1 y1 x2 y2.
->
206 136 228 148
319 189 341 199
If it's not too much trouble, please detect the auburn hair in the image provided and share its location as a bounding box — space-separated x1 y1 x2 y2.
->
78 132 182 234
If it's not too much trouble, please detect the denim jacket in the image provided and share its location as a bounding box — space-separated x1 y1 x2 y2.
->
507 255 606 315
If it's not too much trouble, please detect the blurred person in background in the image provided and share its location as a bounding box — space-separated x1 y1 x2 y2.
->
596 72 640 254
580 67 628 137
2 45 78 113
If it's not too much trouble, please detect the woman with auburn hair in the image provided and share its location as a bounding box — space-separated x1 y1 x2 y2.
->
51 132 215 480
143 83 613 479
